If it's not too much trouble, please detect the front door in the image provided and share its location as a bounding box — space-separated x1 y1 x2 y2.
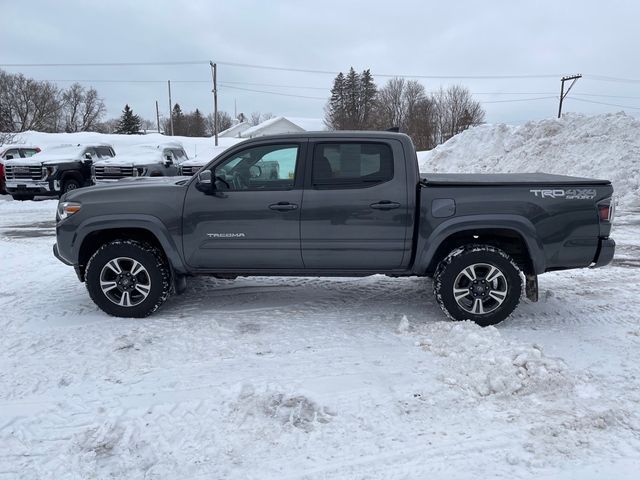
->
183 141 305 270
300 139 410 270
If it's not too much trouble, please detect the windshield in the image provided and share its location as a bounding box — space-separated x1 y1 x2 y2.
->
43 145 86 156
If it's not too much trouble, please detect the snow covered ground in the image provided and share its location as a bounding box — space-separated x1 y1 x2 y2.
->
2 114 640 478
0 197 639 479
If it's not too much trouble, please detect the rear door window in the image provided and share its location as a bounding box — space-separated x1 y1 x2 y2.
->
312 142 394 189
20 148 39 158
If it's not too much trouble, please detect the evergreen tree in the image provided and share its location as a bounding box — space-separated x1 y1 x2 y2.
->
359 69 377 129
115 104 141 135
344 67 361 129
324 72 346 130
171 103 185 136
325 68 379 130
188 108 207 137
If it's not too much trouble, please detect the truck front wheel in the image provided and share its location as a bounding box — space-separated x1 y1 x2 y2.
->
61 178 81 196
85 240 171 318
433 245 523 326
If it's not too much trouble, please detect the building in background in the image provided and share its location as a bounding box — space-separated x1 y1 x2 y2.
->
219 117 324 139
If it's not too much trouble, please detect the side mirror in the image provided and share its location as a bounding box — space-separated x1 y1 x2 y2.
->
84 153 92 160
5 155 13 160
195 170 213 193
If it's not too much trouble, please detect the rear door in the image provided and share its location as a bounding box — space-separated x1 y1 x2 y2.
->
300 139 410 270
182 140 306 270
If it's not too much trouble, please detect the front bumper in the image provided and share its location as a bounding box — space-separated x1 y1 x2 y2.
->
592 237 615 268
53 243 73 265
6 179 54 195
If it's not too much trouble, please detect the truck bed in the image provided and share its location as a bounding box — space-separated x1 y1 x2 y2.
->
420 172 611 186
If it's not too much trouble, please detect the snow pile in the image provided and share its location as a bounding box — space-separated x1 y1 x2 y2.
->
418 112 640 209
416 321 569 397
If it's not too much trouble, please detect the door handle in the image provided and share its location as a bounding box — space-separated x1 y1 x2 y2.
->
370 201 401 210
269 202 298 211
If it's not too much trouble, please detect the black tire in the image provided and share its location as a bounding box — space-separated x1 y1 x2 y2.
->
433 244 523 326
61 178 81 195
85 240 171 318
11 194 35 201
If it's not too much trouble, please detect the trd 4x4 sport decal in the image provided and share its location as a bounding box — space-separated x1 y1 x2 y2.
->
530 189 596 200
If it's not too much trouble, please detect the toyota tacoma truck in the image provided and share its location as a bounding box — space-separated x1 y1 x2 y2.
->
53 132 615 325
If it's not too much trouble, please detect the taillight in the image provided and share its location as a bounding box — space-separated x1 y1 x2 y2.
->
598 198 615 223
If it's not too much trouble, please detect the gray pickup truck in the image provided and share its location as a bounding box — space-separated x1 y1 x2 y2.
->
53 132 615 325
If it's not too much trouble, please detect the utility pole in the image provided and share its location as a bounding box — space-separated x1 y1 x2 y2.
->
167 80 174 136
155 100 160 133
210 61 218 146
557 74 582 118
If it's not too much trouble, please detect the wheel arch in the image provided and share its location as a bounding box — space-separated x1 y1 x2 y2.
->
75 215 187 280
59 169 86 189
417 215 545 276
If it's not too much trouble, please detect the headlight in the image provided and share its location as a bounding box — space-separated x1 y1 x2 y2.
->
57 201 82 221
45 166 57 179
135 167 147 176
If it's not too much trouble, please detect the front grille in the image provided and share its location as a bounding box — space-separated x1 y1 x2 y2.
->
5 165 43 181
94 165 134 180
180 166 197 176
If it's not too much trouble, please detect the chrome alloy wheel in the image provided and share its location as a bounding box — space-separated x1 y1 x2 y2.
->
453 263 508 315
99 257 151 307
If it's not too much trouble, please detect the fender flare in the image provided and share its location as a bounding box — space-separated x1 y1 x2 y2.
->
415 214 546 274
73 214 188 273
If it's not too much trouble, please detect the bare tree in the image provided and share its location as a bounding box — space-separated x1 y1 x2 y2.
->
61 83 106 132
432 85 485 143
249 111 262 126
206 111 233 136
0 70 61 132
375 77 407 129
0 132 17 145
374 78 437 150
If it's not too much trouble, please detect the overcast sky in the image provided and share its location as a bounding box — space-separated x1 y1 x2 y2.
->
2 0 639 125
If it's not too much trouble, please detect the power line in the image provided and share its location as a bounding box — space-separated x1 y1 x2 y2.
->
0 59 562 79
0 60 209 67
218 84 326 100
481 96 557 104
566 96 640 111
584 74 640 84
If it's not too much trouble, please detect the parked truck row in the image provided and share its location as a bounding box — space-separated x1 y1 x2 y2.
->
1 142 190 200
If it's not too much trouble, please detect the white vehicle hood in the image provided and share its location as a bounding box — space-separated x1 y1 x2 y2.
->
94 156 158 167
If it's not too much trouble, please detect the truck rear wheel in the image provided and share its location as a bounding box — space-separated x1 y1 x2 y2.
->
85 240 171 318
433 245 523 326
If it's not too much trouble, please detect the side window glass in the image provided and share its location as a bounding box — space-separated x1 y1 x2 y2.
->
312 142 394 189
21 149 39 158
5 149 19 159
213 144 299 191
